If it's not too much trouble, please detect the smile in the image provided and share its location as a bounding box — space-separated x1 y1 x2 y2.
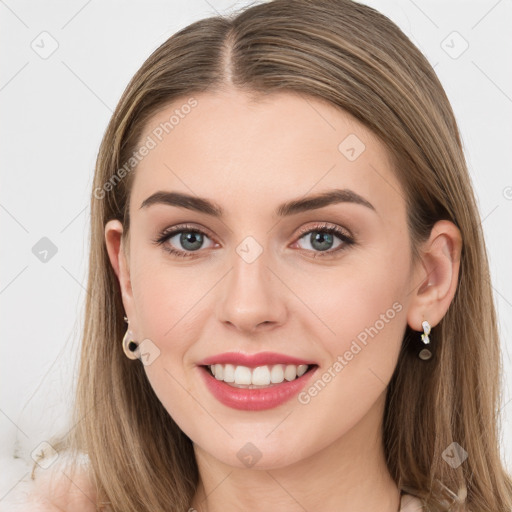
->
198 363 318 411
206 363 310 387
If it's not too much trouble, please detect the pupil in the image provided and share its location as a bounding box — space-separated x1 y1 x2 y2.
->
311 232 333 251
181 232 203 251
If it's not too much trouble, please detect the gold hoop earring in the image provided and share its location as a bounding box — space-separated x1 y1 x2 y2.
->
122 317 139 360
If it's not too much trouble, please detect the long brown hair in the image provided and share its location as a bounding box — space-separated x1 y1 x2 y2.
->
38 1 512 510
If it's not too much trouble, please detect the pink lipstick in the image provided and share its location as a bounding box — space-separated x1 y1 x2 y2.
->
197 352 318 411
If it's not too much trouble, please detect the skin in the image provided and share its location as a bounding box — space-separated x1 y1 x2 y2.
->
101 88 462 512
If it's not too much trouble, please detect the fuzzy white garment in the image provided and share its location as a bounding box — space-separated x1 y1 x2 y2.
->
0 452 97 512
400 493 425 511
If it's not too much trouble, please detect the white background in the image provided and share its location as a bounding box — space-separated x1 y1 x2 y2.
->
1 0 511 502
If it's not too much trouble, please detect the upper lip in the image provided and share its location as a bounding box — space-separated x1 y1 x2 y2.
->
197 351 316 368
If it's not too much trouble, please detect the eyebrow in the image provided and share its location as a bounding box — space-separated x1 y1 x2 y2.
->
139 188 376 217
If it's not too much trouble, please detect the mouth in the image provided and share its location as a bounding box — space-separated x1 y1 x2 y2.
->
201 363 318 389
198 362 319 411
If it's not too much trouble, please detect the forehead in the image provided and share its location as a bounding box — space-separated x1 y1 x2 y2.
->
129 89 404 221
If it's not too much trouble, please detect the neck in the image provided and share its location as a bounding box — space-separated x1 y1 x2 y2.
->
190 392 401 512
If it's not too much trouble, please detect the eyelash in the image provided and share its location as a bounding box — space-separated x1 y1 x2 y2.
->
152 222 355 259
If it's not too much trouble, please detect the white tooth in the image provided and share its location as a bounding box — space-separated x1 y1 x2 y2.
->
297 364 308 377
284 364 298 381
214 364 224 380
252 366 271 386
223 364 235 382
234 365 252 385
270 364 285 384
211 363 308 385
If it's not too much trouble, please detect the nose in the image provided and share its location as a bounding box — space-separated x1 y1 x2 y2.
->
216 248 288 334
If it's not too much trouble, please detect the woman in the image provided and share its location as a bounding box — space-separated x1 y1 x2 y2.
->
19 0 512 510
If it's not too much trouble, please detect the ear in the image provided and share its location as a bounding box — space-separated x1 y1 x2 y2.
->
104 219 138 334
407 219 462 331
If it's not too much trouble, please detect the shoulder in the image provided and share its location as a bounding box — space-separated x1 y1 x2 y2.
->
1 452 99 512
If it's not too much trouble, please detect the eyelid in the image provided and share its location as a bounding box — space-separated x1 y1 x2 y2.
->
153 221 355 258
155 222 217 242
291 221 355 257
294 221 353 240
155 221 353 242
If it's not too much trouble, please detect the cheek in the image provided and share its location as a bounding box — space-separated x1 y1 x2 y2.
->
128 254 219 410
129 262 203 424
130 249 210 342
284 249 409 441
290 242 410 372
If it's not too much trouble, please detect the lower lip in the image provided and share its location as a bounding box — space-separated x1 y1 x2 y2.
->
198 365 318 411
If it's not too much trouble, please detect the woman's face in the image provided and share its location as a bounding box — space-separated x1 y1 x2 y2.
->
110 89 419 469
